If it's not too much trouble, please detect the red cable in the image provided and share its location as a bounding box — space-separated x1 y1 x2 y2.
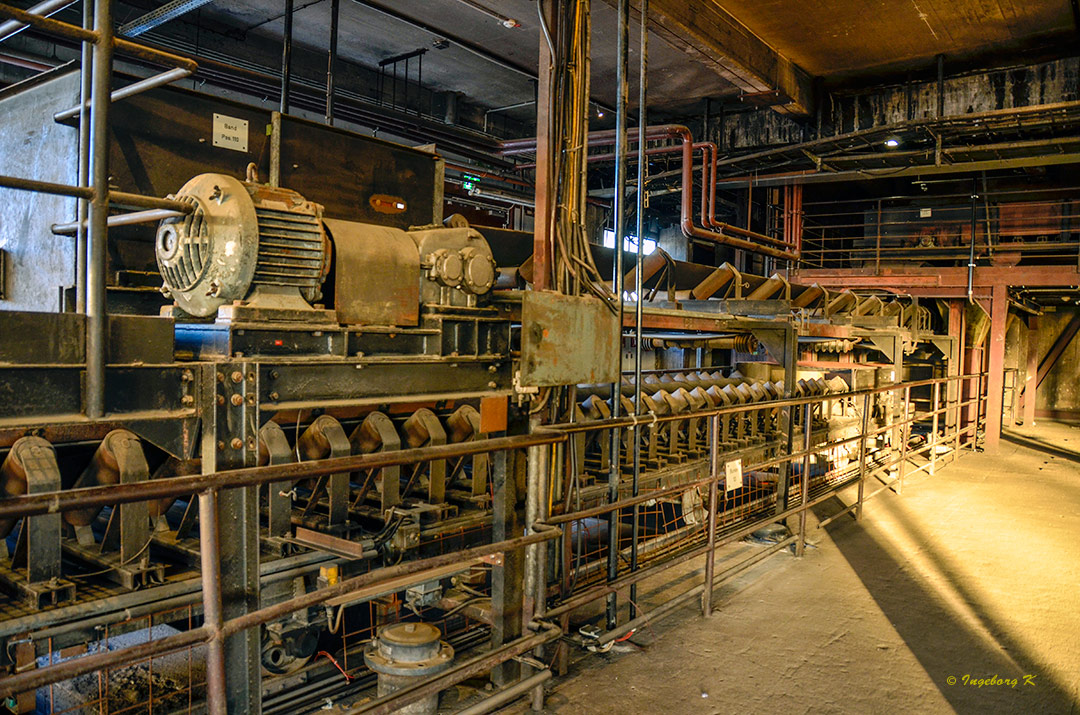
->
318 651 356 681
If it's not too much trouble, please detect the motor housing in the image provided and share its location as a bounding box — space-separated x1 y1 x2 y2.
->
156 173 329 318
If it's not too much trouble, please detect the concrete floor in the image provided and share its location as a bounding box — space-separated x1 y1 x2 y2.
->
526 422 1080 714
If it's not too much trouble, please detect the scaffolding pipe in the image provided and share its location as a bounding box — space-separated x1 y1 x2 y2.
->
326 0 338 124
85 0 113 419
0 0 75 42
54 66 193 122
606 0 630 632
629 0 648 620
75 0 91 312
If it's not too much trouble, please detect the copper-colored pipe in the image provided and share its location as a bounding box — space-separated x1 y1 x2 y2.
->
502 126 798 260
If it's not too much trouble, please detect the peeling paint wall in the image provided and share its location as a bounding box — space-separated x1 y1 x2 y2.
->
704 56 1080 153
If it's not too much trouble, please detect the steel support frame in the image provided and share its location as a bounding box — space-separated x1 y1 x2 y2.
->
201 363 262 713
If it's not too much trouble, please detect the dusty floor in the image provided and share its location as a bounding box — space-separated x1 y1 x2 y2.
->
522 421 1080 715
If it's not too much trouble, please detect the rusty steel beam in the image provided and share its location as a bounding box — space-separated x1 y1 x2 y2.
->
598 0 813 116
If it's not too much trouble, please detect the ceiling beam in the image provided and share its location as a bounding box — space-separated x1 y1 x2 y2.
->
619 0 814 116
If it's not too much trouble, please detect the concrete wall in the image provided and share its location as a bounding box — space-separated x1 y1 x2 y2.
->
1033 308 1080 416
0 71 80 312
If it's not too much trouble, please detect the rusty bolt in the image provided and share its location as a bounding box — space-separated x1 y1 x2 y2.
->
181 370 194 382
488 365 497 373
248 372 255 382
216 395 225 406
231 394 243 406
269 391 280 401
181 395 194 405
230 438 243 450
488 381 497 389
247 437 256 449
269 370 279 380
247 395 256 405
217 440 226 451
231 371 243 383
217 372 225 383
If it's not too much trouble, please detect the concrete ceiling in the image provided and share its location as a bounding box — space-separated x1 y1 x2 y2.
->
715 0 1078 79
189 0 741 112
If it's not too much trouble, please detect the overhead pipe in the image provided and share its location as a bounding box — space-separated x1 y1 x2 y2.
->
500 126 799 261
0 0 75 42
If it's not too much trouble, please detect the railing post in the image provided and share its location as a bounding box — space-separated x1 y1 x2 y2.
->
974 372 984 450
198 489 227 715
954 375 964 456
898 385 911 494
856 393 870 522
702 415 719 616
930 381 940 476
796 400 812 556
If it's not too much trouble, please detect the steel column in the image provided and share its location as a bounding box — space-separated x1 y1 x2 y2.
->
85 0 112 419
202 364 261 713
280 0 293 114
325 0 338 124
530 0 554 291
605 0 630 631
629 0 647 621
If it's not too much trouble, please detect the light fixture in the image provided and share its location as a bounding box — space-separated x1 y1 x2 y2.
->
884 138 900 148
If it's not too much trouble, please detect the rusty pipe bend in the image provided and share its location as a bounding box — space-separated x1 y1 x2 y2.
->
503 124 797 257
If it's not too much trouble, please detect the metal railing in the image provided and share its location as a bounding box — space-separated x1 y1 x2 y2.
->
0 372 987 713
795 182 1080 270
0 0 197 419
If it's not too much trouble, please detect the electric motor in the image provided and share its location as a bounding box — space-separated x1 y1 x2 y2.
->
156 173 329 318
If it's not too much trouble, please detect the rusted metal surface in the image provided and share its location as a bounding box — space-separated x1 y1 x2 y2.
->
0 431 566 521
324 218 420 326
519 291 620 387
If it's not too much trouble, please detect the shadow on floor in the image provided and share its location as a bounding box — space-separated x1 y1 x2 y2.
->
1001 430 1080 465
816 495 1077 712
